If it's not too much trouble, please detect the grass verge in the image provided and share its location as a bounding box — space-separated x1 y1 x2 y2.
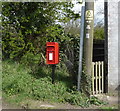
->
2 60 106 108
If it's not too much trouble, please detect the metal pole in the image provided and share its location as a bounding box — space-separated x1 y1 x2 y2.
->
77 5 85 91
52 64 55 84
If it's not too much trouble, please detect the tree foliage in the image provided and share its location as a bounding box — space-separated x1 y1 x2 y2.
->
94 22 104 40
2 2 79 60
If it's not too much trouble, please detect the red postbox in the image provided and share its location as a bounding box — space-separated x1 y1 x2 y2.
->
46 42 59 64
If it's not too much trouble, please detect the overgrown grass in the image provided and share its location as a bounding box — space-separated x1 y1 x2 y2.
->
100 106 118 110
2 60 106 108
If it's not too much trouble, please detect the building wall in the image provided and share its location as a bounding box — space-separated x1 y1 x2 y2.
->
108 0 119 92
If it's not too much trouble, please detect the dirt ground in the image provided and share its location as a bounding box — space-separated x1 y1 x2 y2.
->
1 93 119 110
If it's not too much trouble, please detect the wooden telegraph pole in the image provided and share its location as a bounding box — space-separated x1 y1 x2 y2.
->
84 2 94 75
84 2 94 94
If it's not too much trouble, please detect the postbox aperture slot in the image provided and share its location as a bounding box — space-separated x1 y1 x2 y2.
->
47 46 55 51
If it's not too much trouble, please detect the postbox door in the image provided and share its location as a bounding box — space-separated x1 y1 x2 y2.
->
47 46 55 64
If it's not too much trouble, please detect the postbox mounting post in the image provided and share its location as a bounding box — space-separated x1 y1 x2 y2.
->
52 64 56 84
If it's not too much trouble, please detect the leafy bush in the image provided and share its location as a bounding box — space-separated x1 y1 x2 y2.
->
20 52 43 73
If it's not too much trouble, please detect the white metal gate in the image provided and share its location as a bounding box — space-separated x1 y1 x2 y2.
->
92 61 104 95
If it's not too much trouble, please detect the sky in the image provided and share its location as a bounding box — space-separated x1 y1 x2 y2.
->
72 0 104 25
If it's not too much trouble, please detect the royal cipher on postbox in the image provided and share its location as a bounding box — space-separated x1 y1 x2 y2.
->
46 42 59 64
